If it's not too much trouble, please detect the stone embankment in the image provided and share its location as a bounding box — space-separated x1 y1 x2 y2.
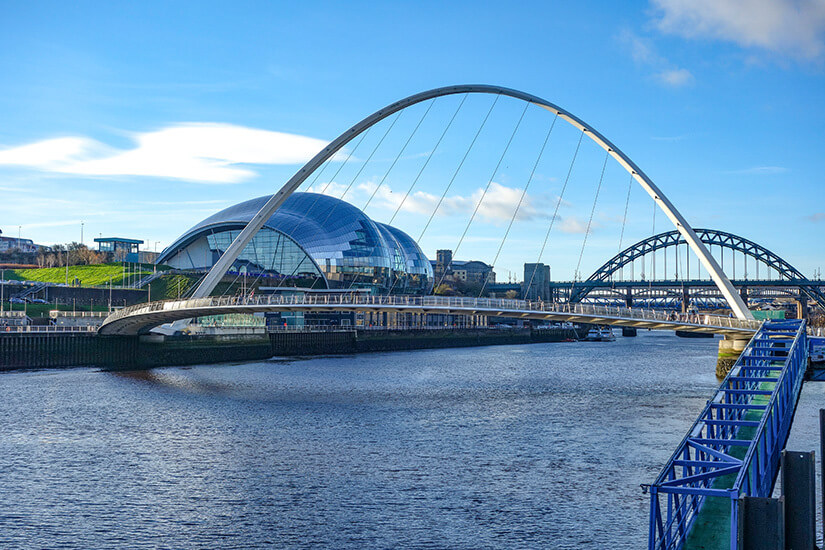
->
0 327 581 371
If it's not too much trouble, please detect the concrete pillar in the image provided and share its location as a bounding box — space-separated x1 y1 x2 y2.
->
796 296 808 320
625 287 632 308
717 337 748 378
681 286 690 314
739 286 749 309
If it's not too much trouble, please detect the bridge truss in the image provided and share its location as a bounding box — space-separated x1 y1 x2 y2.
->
569 229 825 310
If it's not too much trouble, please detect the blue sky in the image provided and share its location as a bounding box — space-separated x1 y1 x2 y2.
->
0 0 823 280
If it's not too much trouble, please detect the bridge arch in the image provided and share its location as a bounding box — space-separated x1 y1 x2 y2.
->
570 228 825 307
189 84 752 319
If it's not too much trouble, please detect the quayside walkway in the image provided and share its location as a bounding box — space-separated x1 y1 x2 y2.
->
96 294 763 336
647 319 809 550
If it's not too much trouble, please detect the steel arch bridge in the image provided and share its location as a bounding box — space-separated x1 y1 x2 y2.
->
569 228 825 308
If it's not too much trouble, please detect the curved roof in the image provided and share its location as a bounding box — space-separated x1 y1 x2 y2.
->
377 223 433 277
159 192 391 264
158 192 433 292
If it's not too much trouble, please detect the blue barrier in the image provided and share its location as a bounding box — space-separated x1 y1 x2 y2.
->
648 320 808 550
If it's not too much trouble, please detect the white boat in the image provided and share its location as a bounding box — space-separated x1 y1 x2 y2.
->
585 326 615 342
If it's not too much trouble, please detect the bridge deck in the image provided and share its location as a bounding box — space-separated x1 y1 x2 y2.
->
648 320 808 550
97 295 763 336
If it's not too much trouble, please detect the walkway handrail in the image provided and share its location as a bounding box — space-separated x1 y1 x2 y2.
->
648 319 808 550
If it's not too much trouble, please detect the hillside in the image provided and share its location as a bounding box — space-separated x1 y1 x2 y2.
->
2 263 165 287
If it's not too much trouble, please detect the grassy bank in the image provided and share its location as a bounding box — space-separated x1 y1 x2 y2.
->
2 263 165 287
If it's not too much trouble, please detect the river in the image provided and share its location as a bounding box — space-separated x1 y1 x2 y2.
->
1 330 821 549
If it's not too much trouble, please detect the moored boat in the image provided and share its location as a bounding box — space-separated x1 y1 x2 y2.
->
584 326 615 342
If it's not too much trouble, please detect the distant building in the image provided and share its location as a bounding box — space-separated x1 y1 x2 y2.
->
95 237 144 262
452 260 495 285
434 249 453 280
156 193 433 294
430 250 495 286
523 262 551 301
0 229 37 253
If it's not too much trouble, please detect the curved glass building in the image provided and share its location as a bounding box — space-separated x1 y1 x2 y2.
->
157 192 433 294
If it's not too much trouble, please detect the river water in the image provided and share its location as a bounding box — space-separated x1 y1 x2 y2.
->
1 330 822 549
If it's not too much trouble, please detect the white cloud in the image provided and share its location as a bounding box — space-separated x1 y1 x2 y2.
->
618 28 662 65
725 165 788 174
0 123 333 183
0 137 104 167
307 180 543 223
656 68 695 87
617 28 696 87
651 0 825 61
559 216 601 235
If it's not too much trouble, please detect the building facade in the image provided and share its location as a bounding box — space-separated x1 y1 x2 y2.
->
157 192 434 295
523 262 551 301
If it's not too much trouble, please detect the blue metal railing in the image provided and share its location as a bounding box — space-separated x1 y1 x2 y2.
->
648 319 808 550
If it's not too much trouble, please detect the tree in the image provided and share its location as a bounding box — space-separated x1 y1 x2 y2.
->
504 289 519 299
434 283 457 296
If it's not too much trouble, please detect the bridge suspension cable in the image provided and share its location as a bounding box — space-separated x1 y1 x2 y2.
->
524 130 584 300
182 84 752 320
571 149 609 294
436 100 529 290
478 112 559 298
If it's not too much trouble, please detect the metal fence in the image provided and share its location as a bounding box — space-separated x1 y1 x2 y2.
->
647 319 808 550
0 325 98 334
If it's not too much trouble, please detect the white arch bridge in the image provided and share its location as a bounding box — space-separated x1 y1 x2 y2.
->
102 84 771 335
97 294 761 337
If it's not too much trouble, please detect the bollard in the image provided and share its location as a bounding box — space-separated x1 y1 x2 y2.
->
821 409 825 547
781 450 816 550
738 496 784 550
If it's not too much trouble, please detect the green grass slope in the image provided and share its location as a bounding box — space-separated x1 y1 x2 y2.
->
3 263 163 287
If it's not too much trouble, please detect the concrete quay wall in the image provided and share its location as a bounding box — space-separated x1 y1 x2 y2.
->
0 327 580 371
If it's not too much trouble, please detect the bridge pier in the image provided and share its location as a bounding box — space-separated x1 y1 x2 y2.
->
681 286 690 314
796 296 808 320
739 286 749 309
716 336 749 378
625 287 633 308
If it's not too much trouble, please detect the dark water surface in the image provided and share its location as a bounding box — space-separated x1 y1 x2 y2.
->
1 331 821 549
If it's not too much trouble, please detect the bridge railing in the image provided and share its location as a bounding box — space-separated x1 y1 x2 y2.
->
100 293 763 333
648 320 808 550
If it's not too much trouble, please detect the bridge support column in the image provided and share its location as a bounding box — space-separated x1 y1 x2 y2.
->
716 336 748 378
739 286 749 310
625 288 632 308
681 286 690 314
796 296 808 320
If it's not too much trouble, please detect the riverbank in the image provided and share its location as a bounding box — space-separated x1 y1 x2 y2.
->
0 327 581 371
